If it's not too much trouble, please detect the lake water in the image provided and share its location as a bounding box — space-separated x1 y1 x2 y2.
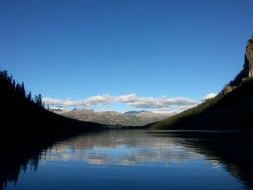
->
3 130 253 190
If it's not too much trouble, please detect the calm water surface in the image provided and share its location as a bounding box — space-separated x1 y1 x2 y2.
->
4 130 253 190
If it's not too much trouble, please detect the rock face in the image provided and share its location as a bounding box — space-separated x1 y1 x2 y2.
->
245 36 253 77
224 36 253 92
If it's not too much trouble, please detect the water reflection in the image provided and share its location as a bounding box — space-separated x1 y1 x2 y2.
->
0 143 45 190
151 131 253 190
46 130 204 165
1 130 253 190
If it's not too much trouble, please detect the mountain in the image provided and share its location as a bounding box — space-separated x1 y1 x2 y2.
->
123 110 151 115
59 109 170 126
150 36 253 130
224 36 253 92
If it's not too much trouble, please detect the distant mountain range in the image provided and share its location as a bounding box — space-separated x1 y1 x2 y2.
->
150 36 253 130
123 110 152 115
54 109 171 126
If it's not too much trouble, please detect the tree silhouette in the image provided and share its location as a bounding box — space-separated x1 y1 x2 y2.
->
34 94 42 106
0 70 43 107
27 92 32 102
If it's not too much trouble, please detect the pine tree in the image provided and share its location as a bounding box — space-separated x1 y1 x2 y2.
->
34 94 42 107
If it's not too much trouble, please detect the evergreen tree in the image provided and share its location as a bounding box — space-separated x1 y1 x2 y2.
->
34 94 42 107
20 82 25 98
27 92 32 101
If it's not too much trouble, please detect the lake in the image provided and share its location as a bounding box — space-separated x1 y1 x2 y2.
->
2 130 253 190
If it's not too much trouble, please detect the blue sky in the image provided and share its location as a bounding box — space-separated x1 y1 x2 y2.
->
1 0 253 112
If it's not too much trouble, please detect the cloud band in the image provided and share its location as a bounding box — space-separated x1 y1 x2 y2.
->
43 94 200 110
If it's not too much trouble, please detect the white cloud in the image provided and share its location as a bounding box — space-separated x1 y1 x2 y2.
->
42 97 66 108
43 94 199 111
201 93 217 101
127 96 198 109
43 93 215 113
117 94 138 103
85 95 113 105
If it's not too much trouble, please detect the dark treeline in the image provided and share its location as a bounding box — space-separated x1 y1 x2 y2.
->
0 70 103 142
151 78 253 130
0 70 43 107
0 70 103 189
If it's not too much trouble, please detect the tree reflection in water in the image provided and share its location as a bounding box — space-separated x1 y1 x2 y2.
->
152 131 253 190
1 130 253 190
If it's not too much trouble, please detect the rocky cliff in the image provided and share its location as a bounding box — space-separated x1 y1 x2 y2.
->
225 36 253 92
246 36 253 77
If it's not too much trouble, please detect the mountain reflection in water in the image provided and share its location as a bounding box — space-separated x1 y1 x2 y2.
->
1 130 253 190
47 130 203 165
